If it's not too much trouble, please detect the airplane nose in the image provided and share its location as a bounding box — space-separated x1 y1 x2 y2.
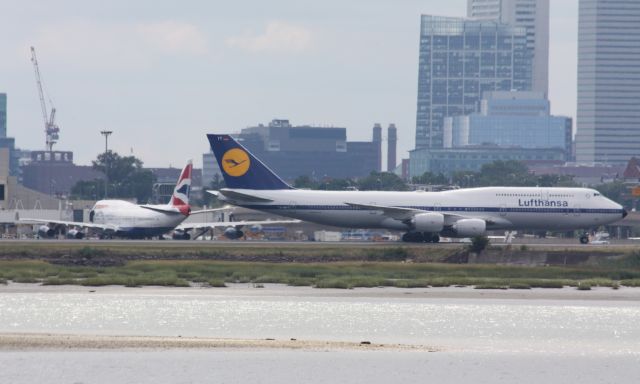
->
623 209 629 218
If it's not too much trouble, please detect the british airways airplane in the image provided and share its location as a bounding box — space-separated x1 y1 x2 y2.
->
22 160 298 240
24 161 196 239
207 134 627 244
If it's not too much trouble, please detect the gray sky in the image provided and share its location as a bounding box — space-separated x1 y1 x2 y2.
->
0 0 578 169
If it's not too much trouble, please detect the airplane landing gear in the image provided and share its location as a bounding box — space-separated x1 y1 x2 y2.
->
579 233 590 244
402 232 424 243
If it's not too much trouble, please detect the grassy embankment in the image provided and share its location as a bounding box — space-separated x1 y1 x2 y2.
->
0 244 639 289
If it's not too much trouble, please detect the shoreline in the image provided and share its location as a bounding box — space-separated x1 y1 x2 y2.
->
2 282 640 302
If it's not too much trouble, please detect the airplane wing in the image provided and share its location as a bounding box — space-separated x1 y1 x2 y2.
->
138 205 183 215
190 205 235 215
19 218 116 231
343 202 506 226
176 219 301 232
343 202 473 221
216 189 274 203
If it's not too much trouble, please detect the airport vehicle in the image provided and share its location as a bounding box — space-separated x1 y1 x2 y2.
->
589 231 610 245
207 134 627 244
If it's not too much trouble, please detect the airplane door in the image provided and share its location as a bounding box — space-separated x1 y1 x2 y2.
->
541 189 549 201
500 204 507 217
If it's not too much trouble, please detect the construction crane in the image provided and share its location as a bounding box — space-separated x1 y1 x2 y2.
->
30 46 60 152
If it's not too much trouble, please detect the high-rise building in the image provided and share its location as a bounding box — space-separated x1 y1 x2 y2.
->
234 119 381 181
0 93 6 138
415 15 531 150
387 124 397 172
443 91 572 160
467 0 549 94
372 123 382 171
575 0 640 165
202 151 222 189
0 93 19 177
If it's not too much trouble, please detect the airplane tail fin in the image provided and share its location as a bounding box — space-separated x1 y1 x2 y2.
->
169 160 192 211
207 134 293 190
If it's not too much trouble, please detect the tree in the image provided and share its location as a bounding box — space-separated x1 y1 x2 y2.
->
293 175 318 189
451 171 478 187
412 171 448 185
476 160 536 186
318 178 354 191
197 174 226 207
357 171 409 191
535 174 578 188
71 151 156 202
595 181 630 206
449 161 578 188
293 175 357 190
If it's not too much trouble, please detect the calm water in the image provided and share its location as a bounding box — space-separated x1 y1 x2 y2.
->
2 350 640 384
0 284 639 353
2 284 640 384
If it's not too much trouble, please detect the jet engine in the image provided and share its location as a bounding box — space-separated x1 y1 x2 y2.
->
223 227 244 240
37 225 56 238
451 219 486 237
66 229 85 240
411 212 445 232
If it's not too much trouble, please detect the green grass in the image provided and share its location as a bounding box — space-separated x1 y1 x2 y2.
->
0 252 639 290
507 282 531 290
577 283 592 291
207 279 227 288
474 284 508 290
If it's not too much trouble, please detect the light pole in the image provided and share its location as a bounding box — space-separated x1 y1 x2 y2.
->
100 130 113 199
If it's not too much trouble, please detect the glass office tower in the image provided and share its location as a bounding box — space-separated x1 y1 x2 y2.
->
415 15 531 150
467 0 550 95
575 0 640 164
0 93 6 138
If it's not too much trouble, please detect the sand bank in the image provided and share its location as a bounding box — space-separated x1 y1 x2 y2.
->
0 333 438 352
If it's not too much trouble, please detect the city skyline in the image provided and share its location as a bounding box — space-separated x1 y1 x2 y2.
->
0 0 579 168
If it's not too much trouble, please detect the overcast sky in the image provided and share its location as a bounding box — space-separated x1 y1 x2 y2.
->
0 0 578 169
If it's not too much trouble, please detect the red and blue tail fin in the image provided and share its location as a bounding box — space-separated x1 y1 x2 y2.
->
170 161 192 211
207 134 293 190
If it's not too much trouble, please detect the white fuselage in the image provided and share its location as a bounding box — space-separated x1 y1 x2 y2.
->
91 200 187 237
219 187 625 232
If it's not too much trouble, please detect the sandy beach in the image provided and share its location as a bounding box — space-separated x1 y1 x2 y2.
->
0 332 437 351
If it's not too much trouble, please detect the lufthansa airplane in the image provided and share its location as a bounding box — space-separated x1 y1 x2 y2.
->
207 134 627 244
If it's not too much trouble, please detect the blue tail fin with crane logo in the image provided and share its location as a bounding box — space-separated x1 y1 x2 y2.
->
207 134 293 190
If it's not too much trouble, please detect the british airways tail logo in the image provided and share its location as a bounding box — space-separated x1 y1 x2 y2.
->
519 199 569 207
171 163 192 208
